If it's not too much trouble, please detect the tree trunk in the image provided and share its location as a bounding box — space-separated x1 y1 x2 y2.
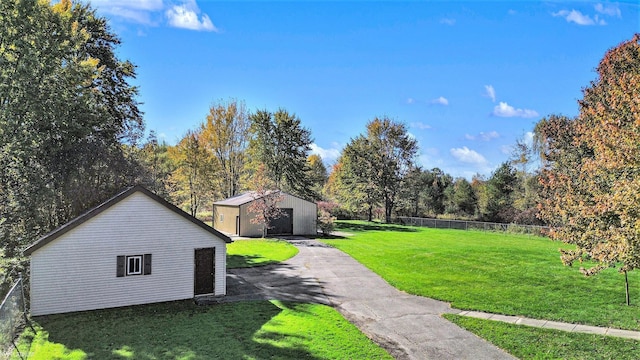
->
367 205 373 222
625 270 630 306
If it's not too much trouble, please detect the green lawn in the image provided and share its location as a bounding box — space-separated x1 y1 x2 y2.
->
324 221 640 330
444 314 640 360
227 239 298 268
14 300 391 360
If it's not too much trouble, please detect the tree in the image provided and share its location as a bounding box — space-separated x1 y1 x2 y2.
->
247 164 285 238
424 168 453 216
337 117 418 222
538 34 640 305
445 178 477 217
396 166 430 217
0 0 144 283
200 99 250 199
167 131 216 217
509 135 542 225
307 154 328 200
248 108 314 199
137 131 176 199
482 162 518 223
336 138 381 221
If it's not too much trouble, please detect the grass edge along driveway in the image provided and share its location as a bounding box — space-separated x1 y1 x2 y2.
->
324 221 640 331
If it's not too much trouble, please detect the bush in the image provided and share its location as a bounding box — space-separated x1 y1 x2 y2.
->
317 209 336 236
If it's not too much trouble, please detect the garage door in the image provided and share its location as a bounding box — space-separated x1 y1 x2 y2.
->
268 208 293 235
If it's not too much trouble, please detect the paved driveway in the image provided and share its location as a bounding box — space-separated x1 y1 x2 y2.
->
222 239 515 360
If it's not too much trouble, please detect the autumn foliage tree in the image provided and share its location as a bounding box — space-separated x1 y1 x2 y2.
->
538 34 640 305
200 99 250 199
168 131 216 217
247 164 285 238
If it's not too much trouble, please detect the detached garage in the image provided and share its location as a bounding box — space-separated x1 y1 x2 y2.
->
213 191 317 237
24 186 231 316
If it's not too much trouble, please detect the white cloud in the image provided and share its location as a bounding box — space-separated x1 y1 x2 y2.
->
440 18 456 25
450 147 488 165
310 143 341 164
484 85 496 102
595 3 621 17
430 96 449 106
166 1 217 31
492 102 539 118
406 97 416 104
466 131 500 141
89 0 164 25
411 122 432 130
552 9 606 26
89 0 218 31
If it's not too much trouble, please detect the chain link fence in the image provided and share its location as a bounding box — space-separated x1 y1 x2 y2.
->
1 275 31 360
397 216 550 237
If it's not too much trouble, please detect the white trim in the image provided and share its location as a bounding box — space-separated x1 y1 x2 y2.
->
127 255 142 275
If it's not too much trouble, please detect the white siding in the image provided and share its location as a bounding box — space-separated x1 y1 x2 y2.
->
239 193 317 237
30 192 227 316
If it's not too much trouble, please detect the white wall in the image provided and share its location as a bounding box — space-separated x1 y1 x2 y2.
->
30 192 227 316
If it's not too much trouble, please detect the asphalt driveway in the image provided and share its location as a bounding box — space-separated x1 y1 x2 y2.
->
220 238 515 360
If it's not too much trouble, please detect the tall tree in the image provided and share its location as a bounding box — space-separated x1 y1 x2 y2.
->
200 99 250 199
337 138 381 221
445 178 477 217
307 154 328 200
137 131 175 199
248 109 314 199
424 168 453 216
482 162 518 223
0 0 144 282
337 117 418 222
538 35 640 305
167 131 216 217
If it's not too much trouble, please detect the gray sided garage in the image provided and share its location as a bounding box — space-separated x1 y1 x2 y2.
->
213 191 317 237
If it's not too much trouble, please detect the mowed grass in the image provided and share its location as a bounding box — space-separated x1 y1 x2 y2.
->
324 221 640 330
14 300 391 360
227 239 298 268
444 314 640 360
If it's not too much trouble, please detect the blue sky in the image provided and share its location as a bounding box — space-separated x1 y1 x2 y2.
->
89 1 639 178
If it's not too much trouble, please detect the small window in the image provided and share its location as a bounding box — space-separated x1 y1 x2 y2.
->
219 213 224 222
127 255 142 275
117 254 152 277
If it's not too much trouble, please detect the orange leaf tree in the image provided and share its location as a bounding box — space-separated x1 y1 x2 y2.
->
538 34 640 305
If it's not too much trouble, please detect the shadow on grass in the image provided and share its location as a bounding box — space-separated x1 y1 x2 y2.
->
336 221 417 233
25 300 324 360
228 254 280 269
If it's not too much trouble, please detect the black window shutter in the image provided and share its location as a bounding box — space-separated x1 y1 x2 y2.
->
143 254 152 275
116 256 125 277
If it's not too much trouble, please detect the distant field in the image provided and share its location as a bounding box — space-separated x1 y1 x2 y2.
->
325 221 640 330
14 300 391 360
227 239 298 268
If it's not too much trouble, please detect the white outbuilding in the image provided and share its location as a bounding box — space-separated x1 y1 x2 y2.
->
213 191 317 237
24 185 231 316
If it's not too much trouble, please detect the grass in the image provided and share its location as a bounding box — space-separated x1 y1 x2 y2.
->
13 300 391 360
444 314 640 359
227 239 298 268
324 220 640 330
